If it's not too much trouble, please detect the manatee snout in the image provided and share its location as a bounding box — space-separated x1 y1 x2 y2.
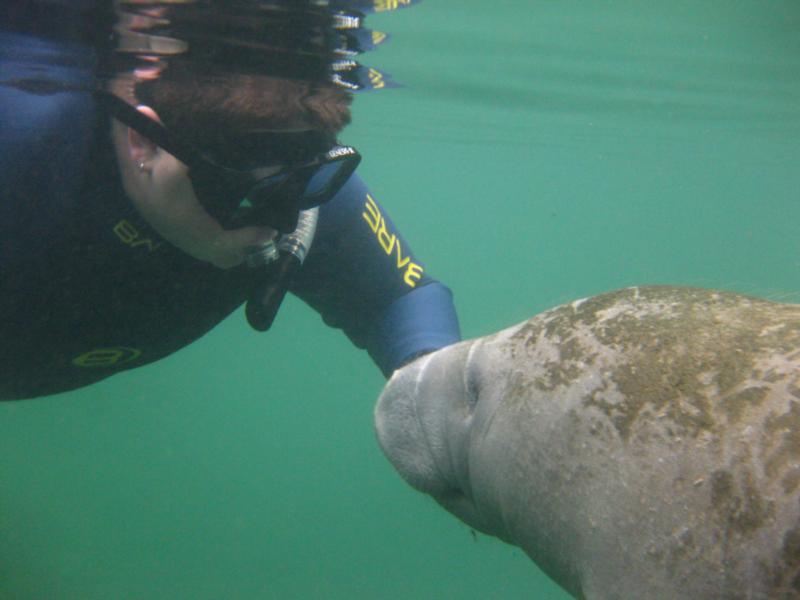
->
376 341 508 536
375 342 480 498
375 352 447 496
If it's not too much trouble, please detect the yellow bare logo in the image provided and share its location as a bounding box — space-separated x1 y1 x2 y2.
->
371 30 388 46
72 347 142 368
367 68 385 90
362 194 423 288
374 0 413 11
113 220 162 253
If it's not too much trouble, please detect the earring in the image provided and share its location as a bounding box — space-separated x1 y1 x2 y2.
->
138 161 147 172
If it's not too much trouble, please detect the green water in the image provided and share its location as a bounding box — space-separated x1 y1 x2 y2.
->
1 2 798 598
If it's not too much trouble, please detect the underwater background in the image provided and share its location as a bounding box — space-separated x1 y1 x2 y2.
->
1 1 798 598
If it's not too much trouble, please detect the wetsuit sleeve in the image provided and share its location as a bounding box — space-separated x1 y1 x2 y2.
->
0 29 96 266
289 173 461 377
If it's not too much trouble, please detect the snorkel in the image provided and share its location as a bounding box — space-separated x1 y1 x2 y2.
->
244 207 319 331
235 141 360 331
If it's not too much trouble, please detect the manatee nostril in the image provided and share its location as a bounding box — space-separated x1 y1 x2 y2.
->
438 486 468 504
464 342 481 413
465 368 480 411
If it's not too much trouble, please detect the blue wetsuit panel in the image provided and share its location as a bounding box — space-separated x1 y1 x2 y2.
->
369 283 460 377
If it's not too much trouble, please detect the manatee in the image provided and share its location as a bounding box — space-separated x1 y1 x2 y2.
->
375 286 800 600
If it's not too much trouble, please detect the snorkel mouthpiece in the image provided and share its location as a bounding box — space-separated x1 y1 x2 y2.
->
245 207 319 332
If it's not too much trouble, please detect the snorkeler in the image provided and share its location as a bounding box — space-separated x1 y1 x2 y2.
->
0 0 460 399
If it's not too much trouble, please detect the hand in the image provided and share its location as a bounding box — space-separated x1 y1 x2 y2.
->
136 150 275 268
113 107 276 269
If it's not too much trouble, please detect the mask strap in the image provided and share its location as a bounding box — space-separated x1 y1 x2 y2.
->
92 90 210 172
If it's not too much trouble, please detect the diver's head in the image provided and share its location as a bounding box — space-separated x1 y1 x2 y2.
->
106 69 358 267
100 0 414 266
117 63 356 212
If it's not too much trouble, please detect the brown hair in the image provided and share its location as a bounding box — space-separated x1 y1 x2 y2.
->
135 64 352 159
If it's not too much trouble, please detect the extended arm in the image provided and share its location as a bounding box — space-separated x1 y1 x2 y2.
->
290 173 461 376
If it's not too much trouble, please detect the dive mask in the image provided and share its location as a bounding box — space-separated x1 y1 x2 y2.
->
95 90 360 234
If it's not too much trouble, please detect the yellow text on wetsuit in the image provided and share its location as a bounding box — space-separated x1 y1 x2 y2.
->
362 194 423 288
374 0 414 12
113 219 162 253
367 68 385 90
